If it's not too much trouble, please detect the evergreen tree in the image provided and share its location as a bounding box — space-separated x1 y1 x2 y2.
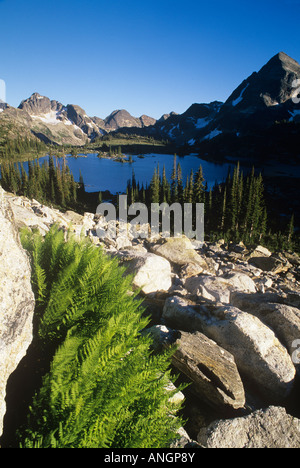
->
230 162 240 232
287 213 295 248
150 167 160 204
170 154 178 203
187 169 194 203
79 169 85 193
161 165 170 203
249 173 265 238
194 165 205 204
20 164 29 196
177 163 183 204
220 187 227 232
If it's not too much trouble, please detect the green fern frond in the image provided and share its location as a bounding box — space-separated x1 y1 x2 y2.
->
18 225 184 449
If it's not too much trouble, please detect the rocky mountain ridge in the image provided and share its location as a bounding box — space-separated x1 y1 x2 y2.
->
118 52 300 161
0 92 157 146
1 51 299 153
1 187 300 447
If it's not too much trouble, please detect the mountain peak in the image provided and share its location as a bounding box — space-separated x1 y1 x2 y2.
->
104 109 156 130
263 51 300 73
18 92 52 115
274 51 292 61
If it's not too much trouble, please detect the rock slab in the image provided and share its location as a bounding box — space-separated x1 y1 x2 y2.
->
0 187 35 436
162 296 296 401
198 406 300 448
171 331 246 411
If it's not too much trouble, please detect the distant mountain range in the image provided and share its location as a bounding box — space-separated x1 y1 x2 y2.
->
1 51 300 159
0 92 157 146
154 52 300 137
134 52 300 162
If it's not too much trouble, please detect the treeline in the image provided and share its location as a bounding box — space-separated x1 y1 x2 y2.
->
126 155 296 251
0 156 80 209
0 136 47 160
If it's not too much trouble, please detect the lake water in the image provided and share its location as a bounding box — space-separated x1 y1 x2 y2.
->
20 153 237 194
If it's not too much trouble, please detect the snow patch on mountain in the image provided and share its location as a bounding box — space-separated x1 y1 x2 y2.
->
232 83 250 107
195 117 211 129
203 128 222 140
31 111 62 125
288 109 300 121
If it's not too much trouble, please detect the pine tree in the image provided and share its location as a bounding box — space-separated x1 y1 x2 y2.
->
230 162 240 232
194 165 205 203
220 187 227 232
8 164 17 194
259 207 268 242
187 169 194 203
170 154 178 203
79 169 85 194
287 213 294 248
161 165 170 203
27 161 37 199
177 163 183 204
249 173 264 238
243 166 255 234
150 166 160 204
183 175 189 203
20 164 29 196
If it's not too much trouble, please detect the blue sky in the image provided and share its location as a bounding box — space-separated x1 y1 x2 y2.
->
1 0 300 119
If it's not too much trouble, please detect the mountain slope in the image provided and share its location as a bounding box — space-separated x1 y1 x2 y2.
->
133 51 300 161
1 51 299 153
0 93 157 146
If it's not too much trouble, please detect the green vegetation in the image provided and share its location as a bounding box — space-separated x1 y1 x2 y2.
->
126 155 298 252
16 226 184 448
85 133 172 156
1 149 297 252
0 126 48 162
0 156 79 209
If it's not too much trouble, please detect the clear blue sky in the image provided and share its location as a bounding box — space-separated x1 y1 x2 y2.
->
1 0 300 119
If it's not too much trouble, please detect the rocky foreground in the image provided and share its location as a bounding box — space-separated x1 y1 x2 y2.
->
1 187 300 448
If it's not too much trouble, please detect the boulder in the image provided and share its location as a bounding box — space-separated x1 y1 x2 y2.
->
197 406 300 448
148 236 214 276
5 198 50 235
231 292 300 364
184 271 257 303
162 296 296 401
120 250 172 294
185 275 232 303
0 187 35 436
144 325 245 411
115 235 132 250
162 295 205 332
283 251 300 267
249 253 292 274
171 331 245 411
249 245 272 258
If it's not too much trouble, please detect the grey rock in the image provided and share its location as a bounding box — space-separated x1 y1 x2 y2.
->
197 406 300 448
184 271 256 303
148 236 213 276
231 291 300 371
171 331 245 411
0 187 35 436
249 253 292 274
120 250 172 294
162 296 296 401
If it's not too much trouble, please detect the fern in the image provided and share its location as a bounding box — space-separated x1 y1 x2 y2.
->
18 226 184 448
